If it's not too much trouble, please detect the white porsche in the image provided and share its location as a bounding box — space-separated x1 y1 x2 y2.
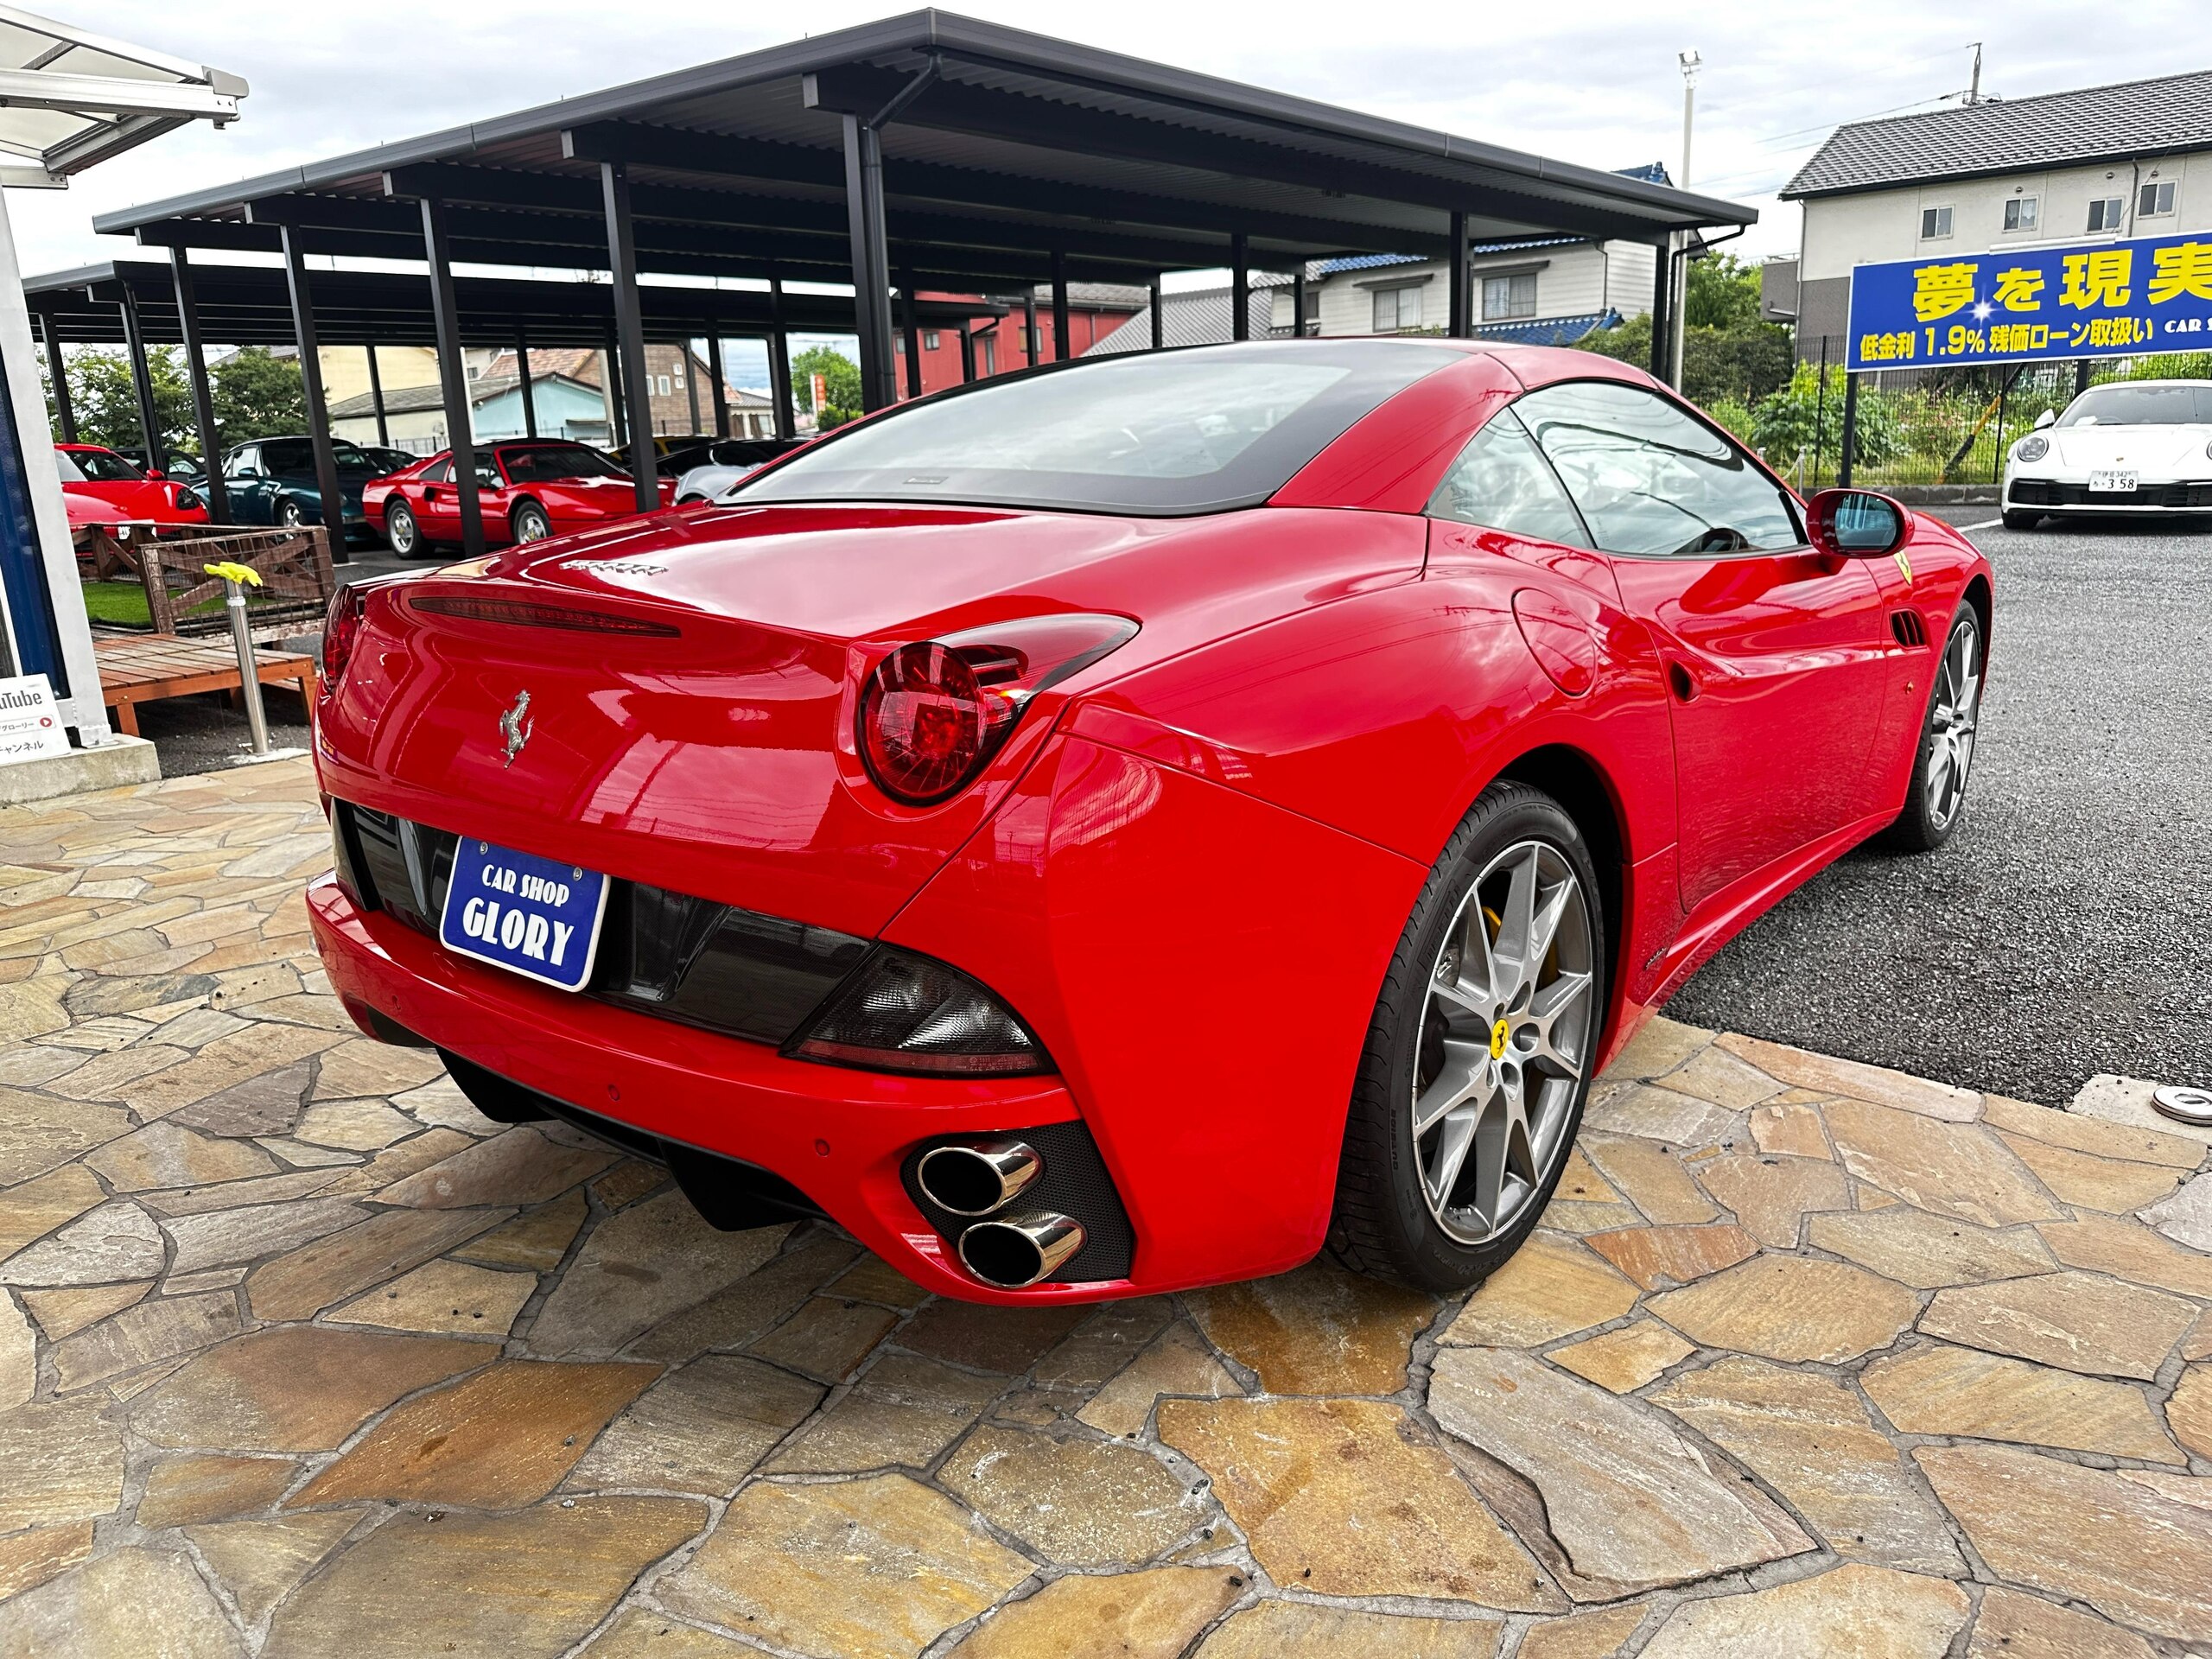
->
2003 378 2212 528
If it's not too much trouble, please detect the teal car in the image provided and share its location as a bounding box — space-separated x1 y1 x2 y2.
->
219 436 385 544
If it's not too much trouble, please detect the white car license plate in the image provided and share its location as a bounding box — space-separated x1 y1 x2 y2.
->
2088 470 2139 493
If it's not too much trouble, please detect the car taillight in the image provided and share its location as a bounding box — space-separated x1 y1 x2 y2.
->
321 587 366 695
785 946 1050 1075
857 613 1137 806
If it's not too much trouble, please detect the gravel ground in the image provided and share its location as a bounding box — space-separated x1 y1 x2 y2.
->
1669 509 2212 1105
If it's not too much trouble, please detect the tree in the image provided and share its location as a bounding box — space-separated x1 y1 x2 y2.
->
209 348 305 449
1575 309 1794 409
47 346 193 457
790 344 863 430
1683 251 1766 330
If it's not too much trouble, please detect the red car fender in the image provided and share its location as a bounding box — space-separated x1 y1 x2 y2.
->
883 728 1428 1289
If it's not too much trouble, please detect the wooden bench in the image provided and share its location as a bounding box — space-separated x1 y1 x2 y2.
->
94 634 319 738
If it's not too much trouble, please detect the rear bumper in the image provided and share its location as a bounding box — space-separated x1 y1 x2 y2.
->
306 874 1116 1304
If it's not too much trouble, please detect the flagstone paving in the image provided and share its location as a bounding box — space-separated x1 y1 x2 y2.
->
2 759 2209 1656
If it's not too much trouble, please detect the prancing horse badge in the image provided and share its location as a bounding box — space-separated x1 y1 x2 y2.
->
499 690 533 766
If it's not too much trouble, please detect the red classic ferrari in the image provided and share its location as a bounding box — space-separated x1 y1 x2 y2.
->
363 439 678 556
308 340 1992 1303
55 442 209 530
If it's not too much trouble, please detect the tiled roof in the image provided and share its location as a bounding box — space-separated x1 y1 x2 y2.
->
326 372 591 422
1783 68 2212 197
1315 164 1671 274
1471 308 1621 346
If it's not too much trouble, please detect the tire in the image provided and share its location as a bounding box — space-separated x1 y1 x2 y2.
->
2000 509 2040 531
1330 780 1607 1294
511 500 551 543
1885 604 1984 853
385 502 421 557
276 497 305 528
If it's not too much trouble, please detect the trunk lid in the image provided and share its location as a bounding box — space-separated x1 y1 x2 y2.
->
317 501 1424 938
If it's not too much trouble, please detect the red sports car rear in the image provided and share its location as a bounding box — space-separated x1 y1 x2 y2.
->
309 340 1993 1301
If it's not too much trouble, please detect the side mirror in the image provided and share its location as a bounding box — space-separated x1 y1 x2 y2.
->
1807 488 1908 558
145 468 164 480
2033 408 2056 430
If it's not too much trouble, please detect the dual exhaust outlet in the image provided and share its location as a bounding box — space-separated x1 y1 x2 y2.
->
915 1137 1085 1289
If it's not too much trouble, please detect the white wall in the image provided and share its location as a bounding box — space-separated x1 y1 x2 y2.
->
1307 240 1649 336
1800 150 2209 281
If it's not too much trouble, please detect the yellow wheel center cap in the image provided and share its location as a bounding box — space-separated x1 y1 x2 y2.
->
1490 1019 1510 1060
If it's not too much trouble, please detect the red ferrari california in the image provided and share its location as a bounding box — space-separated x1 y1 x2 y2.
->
309 340 1991 1303
364 439 678 556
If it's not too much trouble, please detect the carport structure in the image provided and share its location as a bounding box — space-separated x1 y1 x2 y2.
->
91 9 1753 559
27 257 1004 528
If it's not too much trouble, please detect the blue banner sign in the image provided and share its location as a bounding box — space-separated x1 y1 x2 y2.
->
1845 231 2212 371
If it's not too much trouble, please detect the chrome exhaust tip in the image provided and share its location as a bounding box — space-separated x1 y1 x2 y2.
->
958 1211 1086 1288
916 1138 1043 1217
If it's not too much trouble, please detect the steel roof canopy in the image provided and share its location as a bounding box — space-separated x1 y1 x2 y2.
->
94 9 1751 283
24 259 1005 349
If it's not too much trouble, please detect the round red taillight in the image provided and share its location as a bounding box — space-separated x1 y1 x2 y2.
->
321 588 366 696
859 641 1011 804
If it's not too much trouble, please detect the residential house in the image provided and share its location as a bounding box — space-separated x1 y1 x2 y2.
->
1770 68 2212 348
327 372 612 451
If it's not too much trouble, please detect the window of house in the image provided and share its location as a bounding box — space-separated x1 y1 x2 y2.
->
1372 283 1425 333
1481 272 1538 321
1427 408 1588 546
1512 380 1802 558
2003 196 2038 233
656 375 671 397
924 331 941 351
1920 206 1953 239
2088 196 2126 233
2139 180 2177 217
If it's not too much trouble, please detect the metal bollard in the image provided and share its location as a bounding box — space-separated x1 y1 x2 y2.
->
205 561 269 756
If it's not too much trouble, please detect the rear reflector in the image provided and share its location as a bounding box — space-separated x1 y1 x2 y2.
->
785 945 1051 1076
409 594 679 636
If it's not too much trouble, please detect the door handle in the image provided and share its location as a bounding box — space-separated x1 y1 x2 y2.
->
1666 659 1701 703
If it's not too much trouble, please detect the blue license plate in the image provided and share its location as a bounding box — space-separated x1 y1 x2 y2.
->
439 836 609 992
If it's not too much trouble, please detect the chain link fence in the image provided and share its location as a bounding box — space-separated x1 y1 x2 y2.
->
1732 337 2212 493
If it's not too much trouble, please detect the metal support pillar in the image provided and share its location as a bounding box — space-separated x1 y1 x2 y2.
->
1023 295 1039 366
767 278 794 441
1447 212 1470 338
958 321 976 383
514 329 537 438
117 286 162 474
418 198 483 561
600 160 659 510
365 343 390 445
1230 233 1249 342
900 277 923 399
1149 275 1164 351
1838 372 1859 488
1292 269 1308 338
37 311 73 443
840 114 897 411
2075 359 2093 397
706 322 729 438
602 329 626 448
1051 249 1071 362
168 247 228 521
1648 239 1673 381
279 224 351 563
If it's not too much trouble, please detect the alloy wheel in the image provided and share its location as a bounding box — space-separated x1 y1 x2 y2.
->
1926 620 1981 830
1413 839 1595 1246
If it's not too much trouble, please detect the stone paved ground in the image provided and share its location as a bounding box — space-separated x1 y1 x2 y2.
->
3 759 2210 1659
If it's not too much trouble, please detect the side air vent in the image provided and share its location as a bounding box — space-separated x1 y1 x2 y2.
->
1890 609 1929 649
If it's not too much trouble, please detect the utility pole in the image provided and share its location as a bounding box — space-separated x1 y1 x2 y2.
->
1672 48 1700 392
1964 42 1982 105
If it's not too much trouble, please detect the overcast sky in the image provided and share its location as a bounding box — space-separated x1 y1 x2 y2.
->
15 2 2210 289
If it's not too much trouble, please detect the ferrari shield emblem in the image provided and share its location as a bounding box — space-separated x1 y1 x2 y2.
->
1893 550 1913 586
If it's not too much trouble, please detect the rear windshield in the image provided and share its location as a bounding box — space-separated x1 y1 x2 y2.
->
2057 384 2212 427
67 448 142 481
500 443 628 484
734 340 1456 514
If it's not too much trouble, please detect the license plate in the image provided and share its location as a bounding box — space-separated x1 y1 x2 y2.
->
2088 470 2139 493
439 836 608 992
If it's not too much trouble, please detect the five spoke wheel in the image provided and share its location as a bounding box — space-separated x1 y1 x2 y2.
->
1925 618 1980 831
1413 839 1595 1245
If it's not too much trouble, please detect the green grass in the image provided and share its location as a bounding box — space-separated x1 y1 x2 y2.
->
79 581 272 628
